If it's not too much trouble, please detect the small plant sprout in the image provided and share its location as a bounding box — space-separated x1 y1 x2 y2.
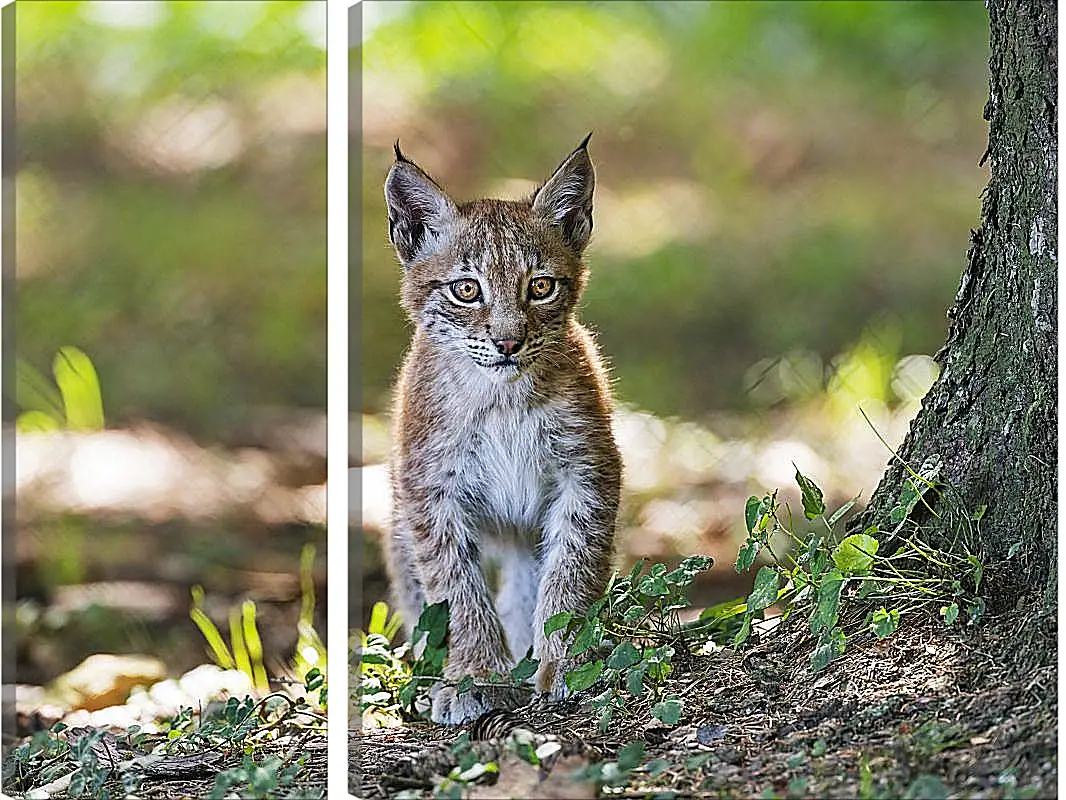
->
731 453 986 670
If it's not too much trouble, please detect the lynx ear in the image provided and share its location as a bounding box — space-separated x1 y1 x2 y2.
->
385 143 457 266
532 133 595 254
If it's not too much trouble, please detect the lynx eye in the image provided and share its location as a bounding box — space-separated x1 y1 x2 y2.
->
528 276 557 301
449 279 482 304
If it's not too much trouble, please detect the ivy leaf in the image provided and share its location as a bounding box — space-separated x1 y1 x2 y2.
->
638 574 670 597
869 607 900 639
809 570 844 634
606 641 641 671
568 622 600 657
564 660 604 693
652 697 683 725
510 652 538 683
626 666 645 696
941 602 959 626
744 496 762 533
747 566 780 611
832 533 879 574
794 465 826 520
736 538 760 573
809 626 846 672
616 740 645 772
732 614 753 646
413 601 449 648
544 612 573 638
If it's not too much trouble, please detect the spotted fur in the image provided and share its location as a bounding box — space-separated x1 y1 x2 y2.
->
383 137 621 725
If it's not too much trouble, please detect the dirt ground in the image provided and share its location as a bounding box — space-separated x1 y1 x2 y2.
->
350 603 1056 799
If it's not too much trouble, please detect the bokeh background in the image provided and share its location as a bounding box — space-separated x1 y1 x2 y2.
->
10 0 326 727
355 1 991 620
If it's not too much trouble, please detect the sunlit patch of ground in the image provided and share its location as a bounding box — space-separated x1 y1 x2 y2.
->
14 423 326 526
351 607 1055 799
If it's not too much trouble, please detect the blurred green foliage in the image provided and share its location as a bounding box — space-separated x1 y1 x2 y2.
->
16 346 104 432
357 1 989 417
16 1 325 439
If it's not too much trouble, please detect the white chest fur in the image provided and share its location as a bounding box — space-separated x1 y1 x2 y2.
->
425 371 559 539
469 403 552 533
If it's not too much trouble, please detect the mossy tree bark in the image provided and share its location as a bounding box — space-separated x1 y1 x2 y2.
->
854 0 1056 605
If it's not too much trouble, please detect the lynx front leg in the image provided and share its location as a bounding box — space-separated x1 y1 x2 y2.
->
533 477 617 699
382 514 425 641
406 499 517 724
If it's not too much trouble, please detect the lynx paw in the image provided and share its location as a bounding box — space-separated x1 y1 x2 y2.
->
430 682 527 726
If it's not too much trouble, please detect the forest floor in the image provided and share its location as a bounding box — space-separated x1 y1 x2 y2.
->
350 603 1056 799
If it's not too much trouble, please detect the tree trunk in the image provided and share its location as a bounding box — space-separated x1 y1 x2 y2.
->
855 0 1056 605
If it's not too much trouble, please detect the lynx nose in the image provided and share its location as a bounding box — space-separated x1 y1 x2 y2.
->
493 337 524 356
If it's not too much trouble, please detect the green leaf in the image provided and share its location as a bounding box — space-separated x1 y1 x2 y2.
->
857 579 881 599
745 496 762 533
646 759 670 777
832 533 879 574
638 574 669 597
615 740 645 772
699 596 747 621
940 602 959 626
457 675 474 695
667 555 713 589
869 607 899 639
809 627 846 671
732 614 753 646
810 548 829 580
606 641 641 670
736 538 760 573
568 621 600 657
890 455 942 524
625 666 645 696
510 652 538 683
826 495 860 527
622 605 646 624
564 660 604 693
15 358 64 421
903 775 948 800
794 465 826 519
53 346 105 431
651 697 683 725
15 410 62 433
413 601 449 648
809 570 844 634
544 611 573 637
747 566 780 611
967 555 984 592
628 559 645 582
597 705 614 734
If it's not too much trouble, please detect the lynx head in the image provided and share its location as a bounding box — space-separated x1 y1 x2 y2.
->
384 136 595 377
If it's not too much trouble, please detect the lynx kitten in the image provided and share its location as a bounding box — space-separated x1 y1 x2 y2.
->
383 136 621 725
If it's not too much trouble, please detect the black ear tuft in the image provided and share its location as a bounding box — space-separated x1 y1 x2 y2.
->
394 140 411 163
384 152 456 266
577 131 593 151
532 140 596 254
